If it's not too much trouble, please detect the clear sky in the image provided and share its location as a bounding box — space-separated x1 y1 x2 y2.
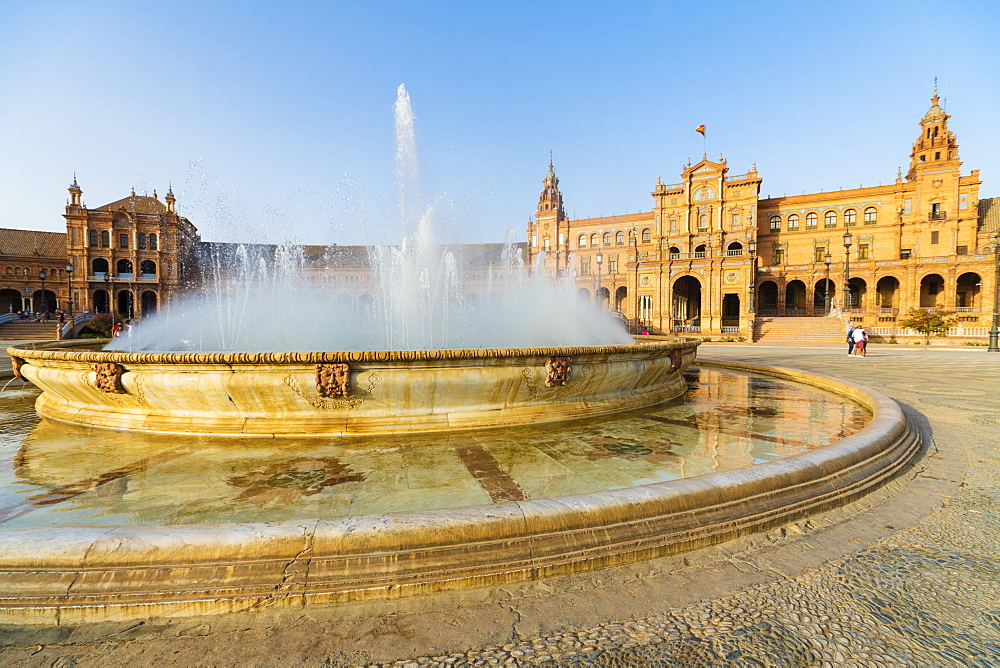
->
1 0 998 247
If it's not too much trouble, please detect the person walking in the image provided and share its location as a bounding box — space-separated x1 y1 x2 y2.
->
846 321 856 356
852 325 868 357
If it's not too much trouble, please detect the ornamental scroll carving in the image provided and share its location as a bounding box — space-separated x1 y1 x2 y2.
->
315 363 350 398
11 357 25 381
94 362 125 394
545 356 572 387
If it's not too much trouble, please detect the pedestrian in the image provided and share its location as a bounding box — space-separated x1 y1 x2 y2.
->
852 325 868 357
846 321 856 356
111 321 124 337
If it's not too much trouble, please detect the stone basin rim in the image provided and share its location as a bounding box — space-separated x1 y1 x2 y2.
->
7 337 694 365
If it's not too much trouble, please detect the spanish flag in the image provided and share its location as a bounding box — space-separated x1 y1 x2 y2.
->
696 125 706 136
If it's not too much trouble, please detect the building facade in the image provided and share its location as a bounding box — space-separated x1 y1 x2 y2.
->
527 91 999 337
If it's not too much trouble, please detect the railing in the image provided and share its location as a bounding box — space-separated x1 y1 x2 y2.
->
785 308 806 316
725 249 743 256
875 308 899 315
757 308 778 316
721 326 740 333
61 313 95 339
955 307 981 313
0 313 16 325
672 325 701 333
928 211 947 221
693 251 706 259
868 326 990 337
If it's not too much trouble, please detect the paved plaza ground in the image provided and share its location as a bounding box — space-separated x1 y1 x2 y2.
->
1 343 998 666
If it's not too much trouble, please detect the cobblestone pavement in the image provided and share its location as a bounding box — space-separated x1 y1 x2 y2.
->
1 345 998 667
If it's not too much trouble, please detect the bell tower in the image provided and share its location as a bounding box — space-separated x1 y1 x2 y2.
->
531 157 568 273
907 82 960 181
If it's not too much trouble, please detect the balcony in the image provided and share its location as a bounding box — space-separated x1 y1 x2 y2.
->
928 211 947 221
726 249 744 256
955 307 981 313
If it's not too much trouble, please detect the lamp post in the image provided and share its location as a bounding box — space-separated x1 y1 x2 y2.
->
595 251 604 310
632 234 641 333
104 271 114 320
989 231 1000 352
747 239 757 313
65 262 74 317
38 269 47 315
824 251 833 315
843 230 853 310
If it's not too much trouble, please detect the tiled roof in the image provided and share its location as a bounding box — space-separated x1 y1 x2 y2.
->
0 228 67 259
979 197 1000 235
93 195 168 215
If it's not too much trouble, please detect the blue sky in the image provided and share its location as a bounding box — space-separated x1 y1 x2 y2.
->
1 0 998 246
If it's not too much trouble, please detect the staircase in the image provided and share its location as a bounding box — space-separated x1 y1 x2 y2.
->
752 316 846 344
0 321 62 342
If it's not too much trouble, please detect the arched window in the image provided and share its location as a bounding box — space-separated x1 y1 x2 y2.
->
844 209 857 225
149 233 158 250
578 234 587 248
787 214 799 231
590 233 599 247
14 267 21 276
116 259 133 276
824 211 837 228
89 230 98 247
602 232 611 246
92 258 109 275
726 242 744 256
100 231 110 247
615 231 625 245
805 212 818 229
864 207 878 224
669 246 681 259
698 214 708 230
4 266 11 275
694 244 707 258
140 260 157 277
769 215 781 231
641 228 652 243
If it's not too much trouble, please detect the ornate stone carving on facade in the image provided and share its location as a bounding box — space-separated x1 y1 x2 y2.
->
315 363 350 398
94 362 126 393
545 356 572 387
670 349 684 372
11 357 25 381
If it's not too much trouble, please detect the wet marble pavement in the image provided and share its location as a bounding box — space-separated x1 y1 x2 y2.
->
1 345 998 667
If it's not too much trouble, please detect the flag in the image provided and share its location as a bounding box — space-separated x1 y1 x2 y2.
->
696 125 706 136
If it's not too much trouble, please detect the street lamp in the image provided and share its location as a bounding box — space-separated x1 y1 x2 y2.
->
824 251 833 315
38 269 47 315
988 231 1000 352
595 251 604 309
631 233 641 333
843 230 853 310
65 262 74 317
747 239 757 313
104 271 114 320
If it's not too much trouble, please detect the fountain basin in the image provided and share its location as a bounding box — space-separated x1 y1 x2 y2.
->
7 339 697 435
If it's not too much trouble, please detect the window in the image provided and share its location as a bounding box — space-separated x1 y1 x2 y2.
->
89 230 98 247
542 238 550 251
858 244 869 260
531 235 537 247
806 212 818 229
814 247 827 263
578 234 587 248
119 233 129 249
669 218 677 232
930 231 939 244
787 214 799 231
641 228 652 243
4 267 10 275
14 267 21 276
769 215 781 232
960 194 969 210
608 255 618 274
928 281 939 295
920 154 926 162
138 233 146 249
698 214 708 230
694 245 707 258
580 257 591 275
140 260 157 276
590 233 598 247
669 246 681 259
824 211 837 228
956 245 968 255
935 152 941 160
615 231 625 245
904 199 912 214
773 247 785 264
864 207 877 224
844 209 857 225
100 231 110 247
602 232 611 246
900 249 912 259
694 186 715 201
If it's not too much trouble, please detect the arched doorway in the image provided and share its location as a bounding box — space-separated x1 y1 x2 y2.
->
956 272 981 309
614 286 627 312
1 289 23 313
722 293 740 328
117 290 134 319
672 276 701 328
577 287 591 303
596 286 610 310
32 289 57 314
875 276 900 310
140 291 157 316
846 277 867 310
920 273 945 308
759 281 778 313
94 290 110 313
813 280 832 313
785 280 807 313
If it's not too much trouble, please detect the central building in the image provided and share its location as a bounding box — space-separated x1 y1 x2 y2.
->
526 90 996 341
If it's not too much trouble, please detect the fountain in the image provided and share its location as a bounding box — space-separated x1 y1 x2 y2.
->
0 87 920 623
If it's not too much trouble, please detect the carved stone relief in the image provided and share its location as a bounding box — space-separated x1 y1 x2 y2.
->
315 363 350 398
545 356 572 387
94 362 125 394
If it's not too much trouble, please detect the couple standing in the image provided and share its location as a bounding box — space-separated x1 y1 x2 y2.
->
847 322 868 357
